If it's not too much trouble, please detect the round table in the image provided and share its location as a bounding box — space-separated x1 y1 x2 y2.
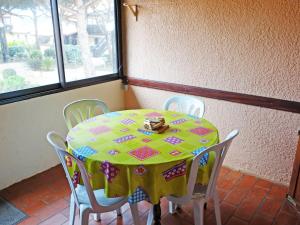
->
67 109 219 222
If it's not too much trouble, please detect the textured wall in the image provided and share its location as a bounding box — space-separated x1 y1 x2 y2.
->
123 0 299 101
0 80 124 190
125 87 300 185
123 0 300 184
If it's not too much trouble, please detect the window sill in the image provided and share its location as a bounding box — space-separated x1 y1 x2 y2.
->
0 75 120 105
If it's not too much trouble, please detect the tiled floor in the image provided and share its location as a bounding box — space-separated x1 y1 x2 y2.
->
0 165 299 225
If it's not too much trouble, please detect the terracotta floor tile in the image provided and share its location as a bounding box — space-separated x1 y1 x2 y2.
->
32 184 53 195
39 213 68 225
21 200 48 216
6 196 27 209
62 214 80 225
0 188 11 199
226 216 248 225
161 211 194 225
137 201 151 214
255 178 273 190
0 166 294 225
17 216 41 225
226 170 243 182
224 187 249 206
267 184 288 200
108 207 135 225
160 198 170 216
274 211 299 225
204 213 217 225
219 167 232 177
234 195 263 221
61 206 80 218
236 175 257 190
248 187 268 199
6 183 29 195
19 192 47 208
32 199 68 220
137 211 152 225
220 202 236 224
281 200 298 216
250 214 273 225
180 201 194 216
41 191 65 205
89 211 119 224
259 198 282 218
217 179 237 191
217 188 228 201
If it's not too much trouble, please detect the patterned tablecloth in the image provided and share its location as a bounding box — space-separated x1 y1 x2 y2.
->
67 109 219 204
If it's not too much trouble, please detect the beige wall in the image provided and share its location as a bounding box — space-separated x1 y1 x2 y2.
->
125 87 299 185
0 80 124 190
123 0 300 184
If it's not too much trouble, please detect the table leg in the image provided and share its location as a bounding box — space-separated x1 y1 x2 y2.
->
153 201 161 225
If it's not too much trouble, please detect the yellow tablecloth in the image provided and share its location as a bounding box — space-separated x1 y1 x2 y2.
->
67 109 219 204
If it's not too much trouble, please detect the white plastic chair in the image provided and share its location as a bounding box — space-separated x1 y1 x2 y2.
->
163 96 205 118
146 130 239 225
47 131 140 225
63 99 110 130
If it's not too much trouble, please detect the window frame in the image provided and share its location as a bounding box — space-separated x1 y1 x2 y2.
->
0 0 123 105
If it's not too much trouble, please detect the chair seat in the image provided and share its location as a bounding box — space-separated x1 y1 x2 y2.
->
167 184 207 204
76 185 126 206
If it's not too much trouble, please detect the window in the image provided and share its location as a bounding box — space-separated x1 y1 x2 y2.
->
58 0 118 82
0 1 59 94
0 0 121 103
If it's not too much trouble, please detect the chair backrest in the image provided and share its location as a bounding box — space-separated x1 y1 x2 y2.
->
187 129 239 199
63 99 110 130
47 131 100 210
163 96 205 118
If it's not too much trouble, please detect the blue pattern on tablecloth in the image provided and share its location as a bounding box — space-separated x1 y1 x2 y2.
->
137 129 153 136
73 146 97 161
128 187 149 204
192 147 209 166
104 112 121 118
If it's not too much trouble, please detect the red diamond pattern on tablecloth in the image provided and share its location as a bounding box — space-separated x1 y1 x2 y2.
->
129 146 159 161
145 112 163 117
89 126 111 135
142 138 152 143
190 127 213 136
169 150 182 156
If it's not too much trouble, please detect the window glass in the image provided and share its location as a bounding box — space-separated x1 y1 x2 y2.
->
0 1 58 94
58 0 117 82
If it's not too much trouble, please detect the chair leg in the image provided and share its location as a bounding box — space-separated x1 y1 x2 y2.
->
213 193 222 225
93 213 101 221
69 194 76 225
146 206 154 225
169 201 176 214
176 204 182 210
130 203 140 225
116 207 122 216
79 206 90 225
193 200 205 225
